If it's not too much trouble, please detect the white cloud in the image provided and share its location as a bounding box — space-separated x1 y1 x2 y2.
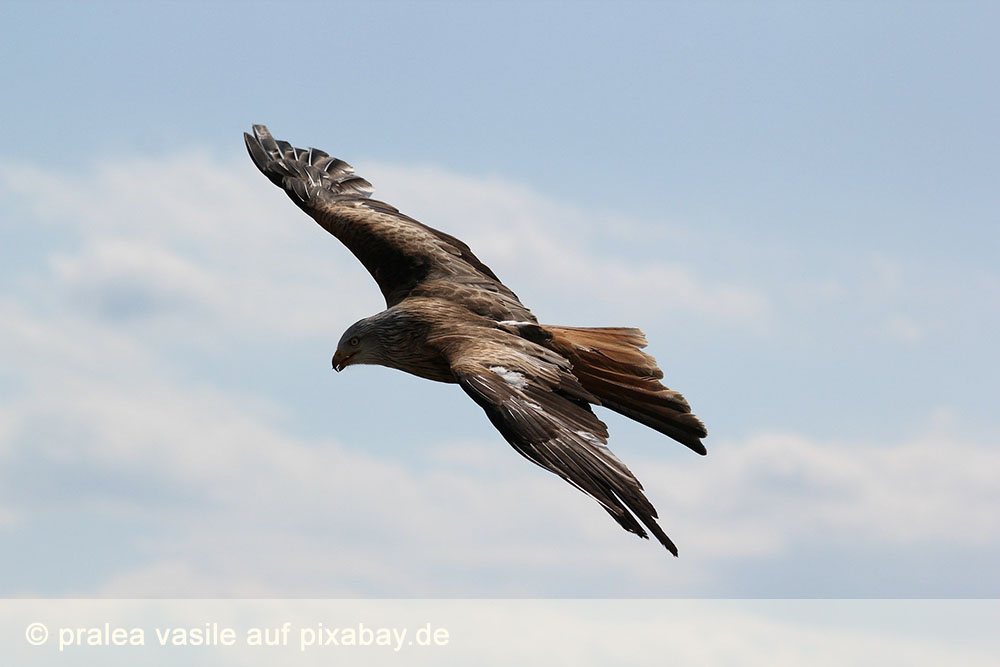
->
4 297 998 596
658 431 1000 557
50 239 224 319
1 153 378 341
1 150 998 597
363 163 772 327
2 152 770 344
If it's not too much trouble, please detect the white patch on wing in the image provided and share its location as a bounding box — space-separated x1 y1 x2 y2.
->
576 430 603 446
489 365 528 390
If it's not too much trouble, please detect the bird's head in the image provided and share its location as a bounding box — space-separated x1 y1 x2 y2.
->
332 317 386 372
331 307 431 374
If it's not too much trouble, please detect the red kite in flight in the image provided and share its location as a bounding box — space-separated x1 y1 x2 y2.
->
245 125 707 555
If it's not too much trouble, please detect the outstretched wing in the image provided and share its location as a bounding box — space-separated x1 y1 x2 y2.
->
245 124 534 322
434 329 680 555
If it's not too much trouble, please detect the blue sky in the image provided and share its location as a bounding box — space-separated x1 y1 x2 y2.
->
1 1 998 597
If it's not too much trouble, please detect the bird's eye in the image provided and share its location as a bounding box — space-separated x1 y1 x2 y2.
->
348 336 360 347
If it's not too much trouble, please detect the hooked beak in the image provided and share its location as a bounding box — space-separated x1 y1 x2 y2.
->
332 350 353 372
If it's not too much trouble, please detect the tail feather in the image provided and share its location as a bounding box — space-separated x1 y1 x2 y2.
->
543 325 708 455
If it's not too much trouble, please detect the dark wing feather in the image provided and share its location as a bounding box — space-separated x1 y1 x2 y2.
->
245 124 534 321
437 332 680 555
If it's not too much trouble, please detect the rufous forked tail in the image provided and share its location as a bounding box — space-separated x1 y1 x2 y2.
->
542 325 707 455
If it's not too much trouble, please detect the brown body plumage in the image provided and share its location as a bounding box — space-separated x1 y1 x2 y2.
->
246 125 707 555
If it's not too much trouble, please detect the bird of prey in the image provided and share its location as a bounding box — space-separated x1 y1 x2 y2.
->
245 125 707 555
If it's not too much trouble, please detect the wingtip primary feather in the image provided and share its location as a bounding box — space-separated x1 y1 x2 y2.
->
244 124 375 202
244 131 269 174
251 123 272 141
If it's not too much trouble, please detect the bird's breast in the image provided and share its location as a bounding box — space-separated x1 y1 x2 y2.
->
383 343 457 384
